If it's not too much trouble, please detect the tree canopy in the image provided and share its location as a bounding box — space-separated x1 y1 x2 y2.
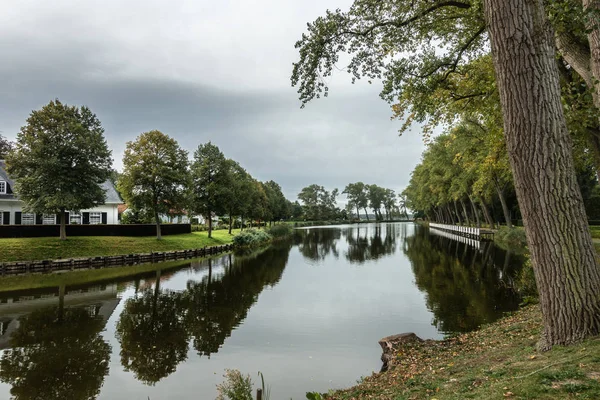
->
5 99 112 240
118 130 189 240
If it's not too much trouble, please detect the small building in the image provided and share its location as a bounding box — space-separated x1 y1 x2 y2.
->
0 160 121 225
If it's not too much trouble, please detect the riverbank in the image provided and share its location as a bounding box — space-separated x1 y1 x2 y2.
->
324 305 600 399
0 229 239 263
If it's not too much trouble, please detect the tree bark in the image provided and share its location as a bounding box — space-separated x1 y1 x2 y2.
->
495 185 513 228
154 210 162 240
229 214 233 235
364 208 370 221
453 201 462 225
484 0 600 349
207 210 212 238
460 199 471 226
59 209 67 241
468 195 481 228
583 0 600 115
480 201 495 229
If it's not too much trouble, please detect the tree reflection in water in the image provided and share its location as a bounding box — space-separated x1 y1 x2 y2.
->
116 270 189 385
404 226 524 333
294 228 341 261
0 296 111 400
343 224 401 264
115 241 292 384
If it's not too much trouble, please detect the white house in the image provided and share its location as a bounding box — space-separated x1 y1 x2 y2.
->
0 160 122 225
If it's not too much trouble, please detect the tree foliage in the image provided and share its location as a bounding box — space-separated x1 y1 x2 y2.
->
118 130 189 240
5 99 112 240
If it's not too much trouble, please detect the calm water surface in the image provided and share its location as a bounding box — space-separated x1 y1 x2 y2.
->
0 223 524 399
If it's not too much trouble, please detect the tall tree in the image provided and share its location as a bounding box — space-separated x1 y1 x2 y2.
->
292 0 600 347
343 182 369 220
190 142 229 238
484 0 600 349
6 99 112 240
119 130 189 240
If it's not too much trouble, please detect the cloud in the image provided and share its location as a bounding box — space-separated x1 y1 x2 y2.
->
0 0 426 203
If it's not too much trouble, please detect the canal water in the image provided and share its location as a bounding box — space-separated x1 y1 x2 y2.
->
0 223 524 400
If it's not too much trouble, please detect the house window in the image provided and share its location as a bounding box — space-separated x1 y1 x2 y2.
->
89 212 102 225
0 181 5 194
22 213 35 225
70 213 81 225
42 214 56 225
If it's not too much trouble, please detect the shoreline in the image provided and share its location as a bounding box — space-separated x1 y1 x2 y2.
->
320 305 600 399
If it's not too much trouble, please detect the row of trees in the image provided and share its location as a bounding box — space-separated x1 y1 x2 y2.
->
118 131 293 239
343 182 408 221
296 183 409 221
2 100 294 240
291 0 600 347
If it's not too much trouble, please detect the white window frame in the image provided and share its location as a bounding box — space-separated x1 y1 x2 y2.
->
89 212 102 225
0 181 6 194
69 212 82 225
42 214 56 225
22 213 35 225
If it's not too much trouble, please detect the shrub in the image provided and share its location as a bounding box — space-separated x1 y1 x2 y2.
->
216 369 253 400
267 224 292 238
517 256 538 302
495 226 528 249
232 229 272 246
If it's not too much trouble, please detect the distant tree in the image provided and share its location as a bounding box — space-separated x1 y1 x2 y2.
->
118 130 189 240
291 201 304 219
343 182 369 221
0 134 12 159
221 160 253 234
382 189 397 220
263 180 288 224
6 99 112 240
367 185 386 221
298 184 338 220
190 142 229 238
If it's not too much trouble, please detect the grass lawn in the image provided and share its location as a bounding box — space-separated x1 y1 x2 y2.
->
328 305 600 400
0 229 240 263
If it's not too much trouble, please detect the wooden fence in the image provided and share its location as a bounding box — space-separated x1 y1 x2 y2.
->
0 244 235 276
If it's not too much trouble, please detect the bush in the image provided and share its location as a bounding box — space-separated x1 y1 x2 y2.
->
267 224 292 238
517 256 538 302
232 229 272 246
216 369 253 400
495 226 528 249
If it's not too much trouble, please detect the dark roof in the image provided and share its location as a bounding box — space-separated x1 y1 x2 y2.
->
0 160 122 204
0 160 16 200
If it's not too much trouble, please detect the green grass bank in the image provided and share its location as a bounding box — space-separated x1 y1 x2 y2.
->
323 305 600 399
0 229 240 263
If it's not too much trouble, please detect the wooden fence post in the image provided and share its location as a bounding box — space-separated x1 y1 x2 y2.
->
256 389 263 400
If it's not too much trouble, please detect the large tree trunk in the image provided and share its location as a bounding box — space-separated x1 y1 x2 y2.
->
59 209 67 241
460 199 471 226
480 201 494 229
453 201 462 225
495 185 513 228
468 195 481 228
207 210 212 238
583 0 600 115
229 214 233 235
363 207 369 221
154 210 162 240
484 0 600 349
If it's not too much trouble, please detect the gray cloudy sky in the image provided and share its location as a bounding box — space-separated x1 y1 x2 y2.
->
0 0 426 202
